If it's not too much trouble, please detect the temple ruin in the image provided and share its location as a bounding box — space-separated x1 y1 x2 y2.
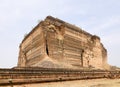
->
17 16 109 69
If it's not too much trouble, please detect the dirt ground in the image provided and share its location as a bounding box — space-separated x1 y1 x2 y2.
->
2 79 120 87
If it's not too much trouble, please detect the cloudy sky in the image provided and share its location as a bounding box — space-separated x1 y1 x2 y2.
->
0 0 120 68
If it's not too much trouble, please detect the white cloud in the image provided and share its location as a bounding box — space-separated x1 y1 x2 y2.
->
91 16 120 33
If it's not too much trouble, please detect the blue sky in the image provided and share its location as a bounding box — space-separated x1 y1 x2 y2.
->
0 0 120 68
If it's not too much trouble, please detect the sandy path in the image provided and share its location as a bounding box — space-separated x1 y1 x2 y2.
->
3 79 120 87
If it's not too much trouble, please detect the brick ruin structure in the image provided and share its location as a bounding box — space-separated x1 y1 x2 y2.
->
17 16 109 69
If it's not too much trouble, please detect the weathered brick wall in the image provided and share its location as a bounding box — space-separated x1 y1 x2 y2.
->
18 25 46 67
17 16 109 69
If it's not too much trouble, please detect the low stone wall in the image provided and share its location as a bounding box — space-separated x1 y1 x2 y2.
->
0 68 120 85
